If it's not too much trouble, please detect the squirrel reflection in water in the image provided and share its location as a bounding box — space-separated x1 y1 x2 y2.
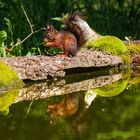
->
46 93 81 124
46 92 92 135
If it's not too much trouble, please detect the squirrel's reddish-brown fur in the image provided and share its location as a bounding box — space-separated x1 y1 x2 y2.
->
44 25 79 57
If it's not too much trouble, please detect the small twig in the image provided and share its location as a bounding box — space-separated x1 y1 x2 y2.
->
14 27 45 46
24 100 34 119
6 5 45 52
21 5 34 33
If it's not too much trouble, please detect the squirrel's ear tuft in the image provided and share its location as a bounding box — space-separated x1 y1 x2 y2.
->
46 24 57 33
46 24 54 30
47 24 51 30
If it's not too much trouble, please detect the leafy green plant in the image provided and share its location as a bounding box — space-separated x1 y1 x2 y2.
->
0 0 140 56
0 30 7 57
2 4 45 56
4 17 14 43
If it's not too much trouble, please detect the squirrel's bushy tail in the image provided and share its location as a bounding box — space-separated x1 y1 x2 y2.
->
61 11 101 48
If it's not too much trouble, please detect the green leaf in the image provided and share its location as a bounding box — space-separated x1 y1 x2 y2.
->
4 17 14 42
0 31 7 57
0 30 7 44
51 13 69 23
51 17 63 22
26 51 32 56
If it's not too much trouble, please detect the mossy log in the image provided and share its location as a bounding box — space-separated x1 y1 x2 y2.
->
0 47 140 81
1 50 122 80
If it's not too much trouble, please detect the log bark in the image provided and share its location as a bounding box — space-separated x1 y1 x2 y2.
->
1 50 122 80
131 55 140 70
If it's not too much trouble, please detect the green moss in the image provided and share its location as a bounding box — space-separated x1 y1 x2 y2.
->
90 68 131 97
0 61 23 90
86 35 130 65
119 53 130 65
127 43 140 55
0 89 20 111
86 36 127 54
129 76 140 85
0 108 9 116
93 79 128 97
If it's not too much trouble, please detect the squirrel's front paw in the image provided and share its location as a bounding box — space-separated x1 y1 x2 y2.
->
56 53 67 57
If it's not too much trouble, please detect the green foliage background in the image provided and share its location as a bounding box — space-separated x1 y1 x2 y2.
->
0 0 140 56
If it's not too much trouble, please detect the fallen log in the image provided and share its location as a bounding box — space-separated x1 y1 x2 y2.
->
1 50 122 80
1 41 140 80
1 48 140 81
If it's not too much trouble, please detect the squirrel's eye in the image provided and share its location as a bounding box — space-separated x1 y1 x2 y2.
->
47 34 51 38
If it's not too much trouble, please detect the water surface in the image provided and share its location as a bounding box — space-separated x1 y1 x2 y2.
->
0 69 140 140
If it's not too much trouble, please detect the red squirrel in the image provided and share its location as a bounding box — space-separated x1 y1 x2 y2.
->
44 25 79 57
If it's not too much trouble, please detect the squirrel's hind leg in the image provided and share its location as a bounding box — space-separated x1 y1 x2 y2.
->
64 39 79 57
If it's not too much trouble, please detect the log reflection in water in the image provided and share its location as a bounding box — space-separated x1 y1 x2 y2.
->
15 73 122 103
